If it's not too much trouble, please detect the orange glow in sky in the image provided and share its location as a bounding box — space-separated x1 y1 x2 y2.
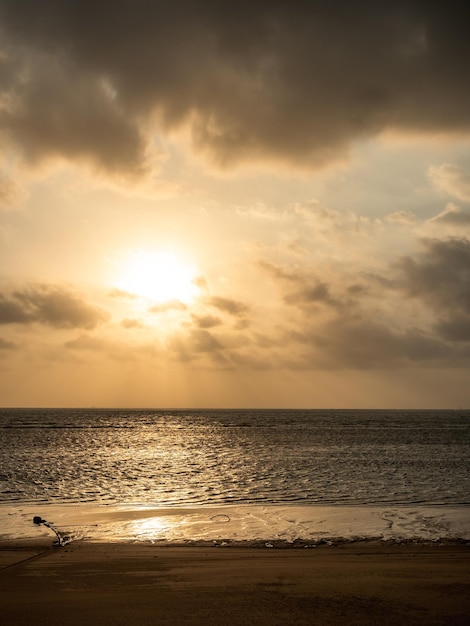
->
0 3 469 408
114 250 200 305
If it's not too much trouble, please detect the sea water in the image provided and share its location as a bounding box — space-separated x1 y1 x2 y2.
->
1 408 469 544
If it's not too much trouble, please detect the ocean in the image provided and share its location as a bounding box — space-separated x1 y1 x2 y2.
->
1 408 469 544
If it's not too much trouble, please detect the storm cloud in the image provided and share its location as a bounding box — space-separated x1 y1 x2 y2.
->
1 1 469 172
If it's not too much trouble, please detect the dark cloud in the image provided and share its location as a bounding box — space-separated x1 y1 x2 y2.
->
346 284 368 296
192 314 221 329
401 239 470 343
260 260 339 308
189 329 222 354
0 284 109 328
166 320 260 366
0 1 469 171
208 296 249 317
169 328 227 365
398 238 470 315
295 237 470 368
0 295 30 324
435 315 470 342
284 281 335 308
301 318 451 369
0 57 147 175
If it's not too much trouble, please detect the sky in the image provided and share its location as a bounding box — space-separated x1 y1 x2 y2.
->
0 1 469 408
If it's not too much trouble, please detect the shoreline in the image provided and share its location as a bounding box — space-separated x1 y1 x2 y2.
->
2 502 470 545
0 536 470 548
1 540 469 625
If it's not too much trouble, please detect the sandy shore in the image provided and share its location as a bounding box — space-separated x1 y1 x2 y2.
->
1 541 469 625
3 503 470 545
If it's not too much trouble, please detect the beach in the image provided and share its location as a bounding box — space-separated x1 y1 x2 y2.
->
2 408 469 624
1 540 469 625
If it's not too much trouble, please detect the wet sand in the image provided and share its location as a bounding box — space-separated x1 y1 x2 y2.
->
1 541 469 625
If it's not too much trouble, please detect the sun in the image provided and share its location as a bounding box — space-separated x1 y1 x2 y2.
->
114 250 200 304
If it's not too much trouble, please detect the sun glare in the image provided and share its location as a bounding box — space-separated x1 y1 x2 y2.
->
115 250 200 304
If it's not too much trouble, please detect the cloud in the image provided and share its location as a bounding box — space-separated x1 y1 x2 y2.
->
0 336 16 349
385 211 418 225
120 318 145 329
258 260 297 284
108 288 138 299
296 318 451 370
187 329 222 354
168 328 226 364
0 172 26 209
0 284 109 328
283 281 337 309
385 236 470 348
207 296 249 317
192 314 221 329
149 300 187 314
260 260 340 309
64 334 112 352
0 2 469 171
254 234 470 369
429 203 470 227
435 315 470 342
4 232 468 372
0 49 147 176
397 238 470 316
428 164 470 201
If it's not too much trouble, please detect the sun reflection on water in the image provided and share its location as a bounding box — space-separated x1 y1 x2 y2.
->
127 515 180 541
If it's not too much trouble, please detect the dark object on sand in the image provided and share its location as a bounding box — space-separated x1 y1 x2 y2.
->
32 516 67 546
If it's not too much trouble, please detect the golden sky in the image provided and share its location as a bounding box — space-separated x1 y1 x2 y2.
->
0 1 469 408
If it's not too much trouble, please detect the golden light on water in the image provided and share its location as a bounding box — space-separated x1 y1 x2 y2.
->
130 515 176 540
